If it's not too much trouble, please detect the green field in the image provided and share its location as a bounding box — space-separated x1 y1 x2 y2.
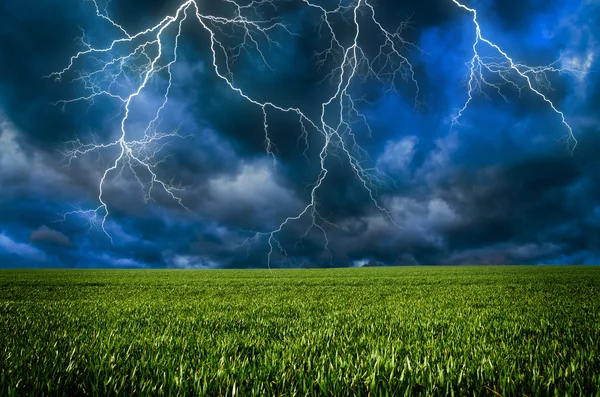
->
1 267 599 396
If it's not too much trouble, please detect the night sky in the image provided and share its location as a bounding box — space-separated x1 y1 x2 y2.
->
0 0 598 268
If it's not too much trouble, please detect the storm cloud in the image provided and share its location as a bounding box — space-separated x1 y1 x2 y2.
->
0 0 598 268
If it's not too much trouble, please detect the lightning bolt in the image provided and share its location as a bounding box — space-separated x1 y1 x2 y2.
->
51 0 580 266
451 0 582 153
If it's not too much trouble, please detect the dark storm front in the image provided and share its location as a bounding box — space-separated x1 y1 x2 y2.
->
0 0 595 268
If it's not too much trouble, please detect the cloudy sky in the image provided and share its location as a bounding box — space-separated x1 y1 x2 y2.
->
0 0 598 268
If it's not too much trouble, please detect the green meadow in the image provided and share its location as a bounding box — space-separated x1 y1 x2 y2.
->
1 267 599 396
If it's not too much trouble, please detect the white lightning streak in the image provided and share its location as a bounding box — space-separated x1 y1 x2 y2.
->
451 0 582 153
52 0 421 265
52 0 579 266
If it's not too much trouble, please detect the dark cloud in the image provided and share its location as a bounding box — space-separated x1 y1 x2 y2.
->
0 0 598 267
30 225 72 247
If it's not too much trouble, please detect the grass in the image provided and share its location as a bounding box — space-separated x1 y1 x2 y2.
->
1 266 599 396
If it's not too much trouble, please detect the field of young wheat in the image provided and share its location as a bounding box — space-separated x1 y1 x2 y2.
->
1 266 599 396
